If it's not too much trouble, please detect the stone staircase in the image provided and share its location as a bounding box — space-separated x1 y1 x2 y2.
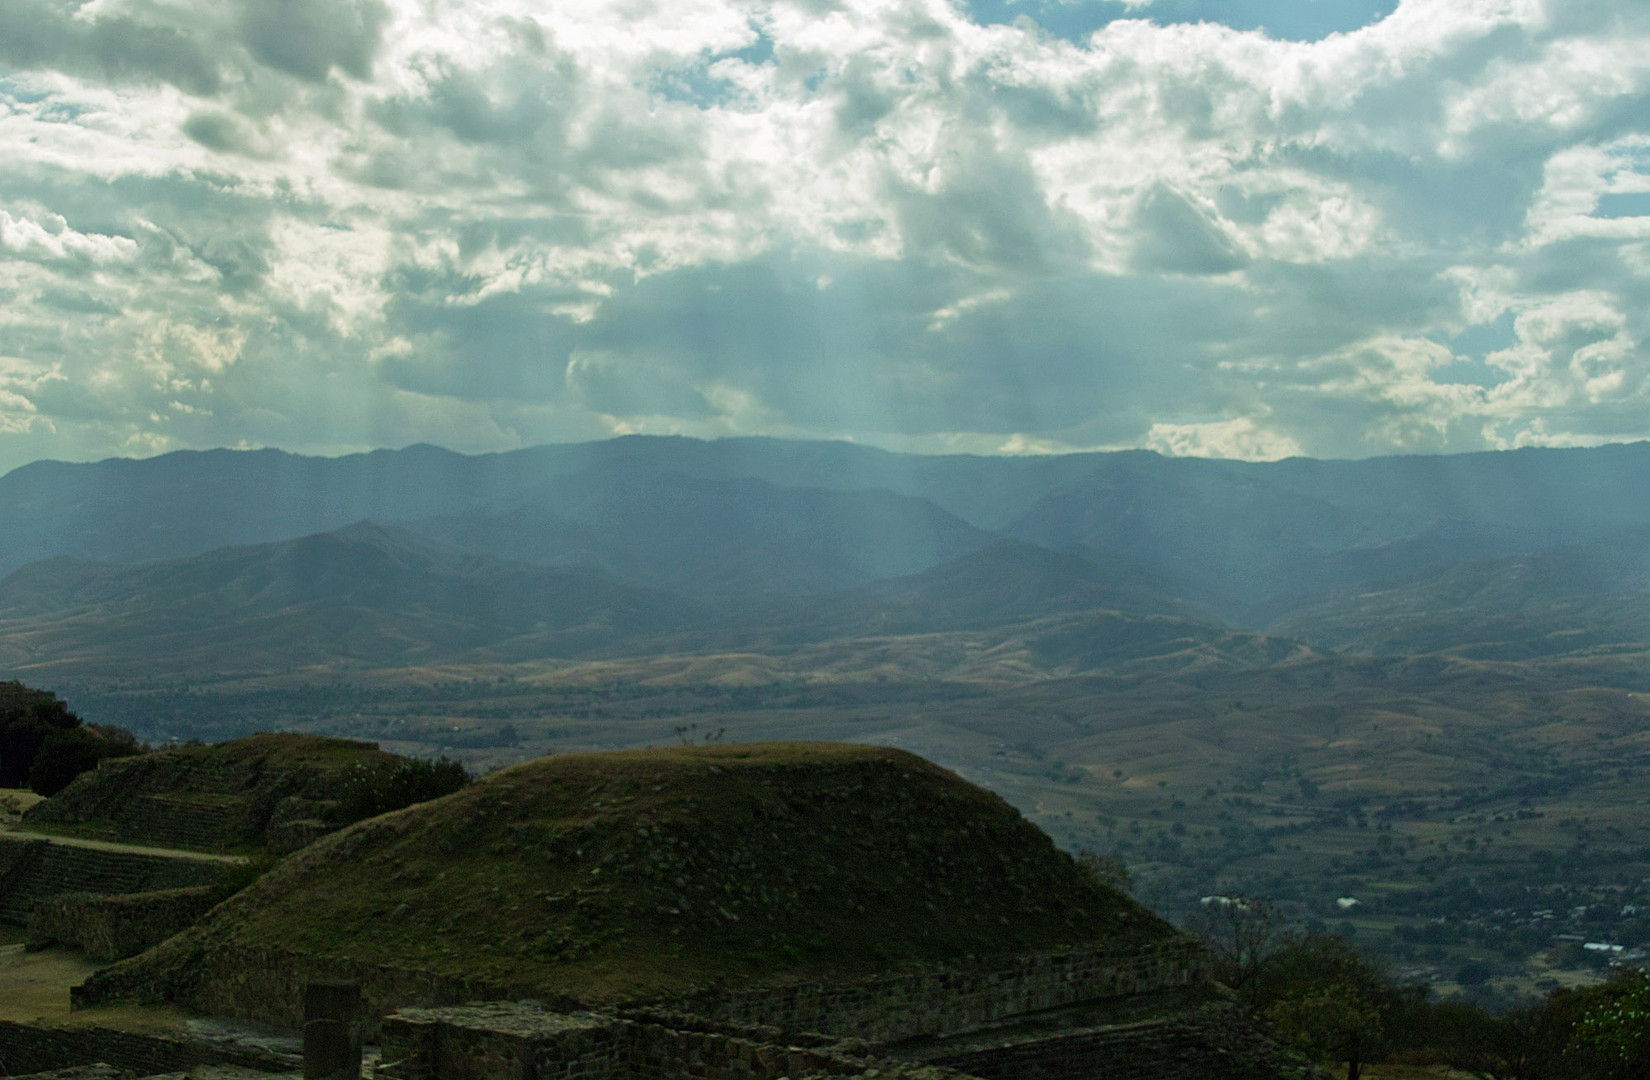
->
25 756 272 853
119 794 241 852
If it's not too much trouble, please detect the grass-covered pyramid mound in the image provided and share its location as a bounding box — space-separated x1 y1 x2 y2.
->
23 732 447 852
95 742 1174 1003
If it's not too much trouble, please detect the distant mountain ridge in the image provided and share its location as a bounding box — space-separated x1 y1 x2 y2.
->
408 467 993 601
0 523 703 674
2 437 1650 669
1271 544 1650 660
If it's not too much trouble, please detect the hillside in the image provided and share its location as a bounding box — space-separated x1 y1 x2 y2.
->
0 526 1309 679
410 468 993 601
21 732 426 852
87 743 1174 1004
1270 549 1650 659
752 540 1193 640
0 523 702 675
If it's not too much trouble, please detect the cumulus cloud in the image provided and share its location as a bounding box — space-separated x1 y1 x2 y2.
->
1146 417 1303 461
0 0 1647 470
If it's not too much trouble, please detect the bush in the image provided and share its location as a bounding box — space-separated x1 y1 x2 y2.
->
1571 971 1650 1080
334 756 470 823
1075 849 1133 893
1457 960 1492 987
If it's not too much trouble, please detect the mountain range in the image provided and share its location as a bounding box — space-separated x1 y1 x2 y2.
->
2 436 1648 676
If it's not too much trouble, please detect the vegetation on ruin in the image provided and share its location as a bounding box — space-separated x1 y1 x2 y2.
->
22 731 467 850
102 742 1174 1003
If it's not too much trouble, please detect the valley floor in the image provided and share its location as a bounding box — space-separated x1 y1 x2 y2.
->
39 640 1650 1008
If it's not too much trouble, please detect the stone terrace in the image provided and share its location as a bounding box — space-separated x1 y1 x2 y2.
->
0 835 231 926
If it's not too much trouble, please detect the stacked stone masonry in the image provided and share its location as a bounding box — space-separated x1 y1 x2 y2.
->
0 1021 289 1077
673 940 1208 1042
79 939 1203 1041
74 945 555 1035
924 1004 1286 1080
379 1005 970 1080
28 886 222 961
22 754 347 853
0 836 229 925
123 794 240 852
379 998 1285 1080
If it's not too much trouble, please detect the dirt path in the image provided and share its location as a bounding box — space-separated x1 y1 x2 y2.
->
0 942 101 1023
0 827 250 864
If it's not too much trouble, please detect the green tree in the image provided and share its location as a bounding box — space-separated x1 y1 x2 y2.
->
1495 995 1591 1080
28 723 144 796
1251 933 1407 1080
1572 972 1650 1080
1 681 84 788
1185 892 1289 992
1269 981 1388 1080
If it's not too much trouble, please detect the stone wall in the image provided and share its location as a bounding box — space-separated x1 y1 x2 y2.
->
381 1000 1289 1080
924 1004 1287 1080
0 1021 287 1076
75 945 576 1037
21 745 360 854
381 1005 626 1080
28 887 221 961
0 832 36 879
379 1005 972 1080
76 940 1203 1044
669 940 1209 1042
0 836 230 925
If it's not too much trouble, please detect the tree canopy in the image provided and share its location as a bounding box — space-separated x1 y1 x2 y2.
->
0 680 141 794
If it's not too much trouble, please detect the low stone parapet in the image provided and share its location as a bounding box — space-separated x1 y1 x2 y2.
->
29 887 222 961
74 944 571 1037
76 939 1205 1045
923 1003 1286 1080
668 939 1209 1042
378 1004 976 1080
0 834 231 926
0 1020 290 1077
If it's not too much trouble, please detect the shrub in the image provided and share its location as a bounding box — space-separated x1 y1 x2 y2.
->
1571 971 1650 1080
334 756 470 823
1075 849 1133 893
1456 959 1492 987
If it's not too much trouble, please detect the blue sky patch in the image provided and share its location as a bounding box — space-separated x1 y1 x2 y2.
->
1594 192 1650 220
960 0 1400 44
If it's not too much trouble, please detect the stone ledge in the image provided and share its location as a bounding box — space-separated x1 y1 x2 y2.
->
29 887 222 962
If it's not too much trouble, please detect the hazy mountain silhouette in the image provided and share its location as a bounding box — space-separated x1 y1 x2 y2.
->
407 468 993 601
0 523 703 673
748 540 1194 642
1270 540 1650 659
3 437 1650 635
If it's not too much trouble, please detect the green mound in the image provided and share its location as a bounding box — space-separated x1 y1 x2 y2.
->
22 732 413 852
103 742 1173 1001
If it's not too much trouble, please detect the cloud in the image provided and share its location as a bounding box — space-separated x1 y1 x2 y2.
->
0 0 1647 470
236 0 389 83
0 0 223 95
1129 184 1248 275
0 209 138 266
1146 417 1303 461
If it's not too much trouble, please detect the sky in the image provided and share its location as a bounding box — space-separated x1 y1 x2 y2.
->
0 0 1648 471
